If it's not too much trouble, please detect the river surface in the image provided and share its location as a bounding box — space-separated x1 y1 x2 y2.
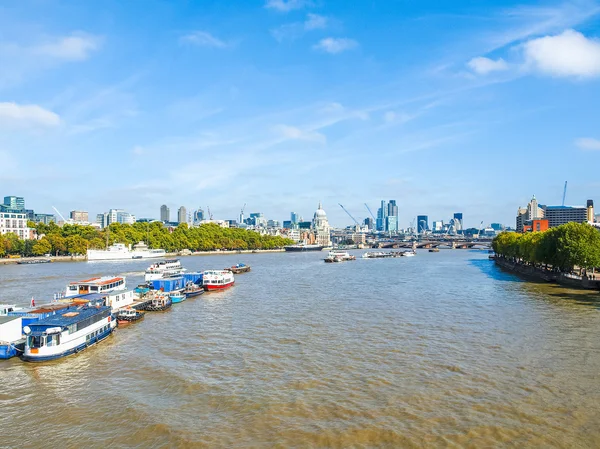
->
1 250 600 448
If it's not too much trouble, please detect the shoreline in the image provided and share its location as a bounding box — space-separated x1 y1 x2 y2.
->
0 249 285 266
494 256 600 291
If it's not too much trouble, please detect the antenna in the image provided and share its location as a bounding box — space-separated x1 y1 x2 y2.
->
562 181 568 206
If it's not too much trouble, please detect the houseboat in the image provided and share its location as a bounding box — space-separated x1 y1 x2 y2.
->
202 270 235 291
22 305 114 362
145 259 186 281
0 316 25 359
87 242 166 261
64 276 126 298
68 289 137 312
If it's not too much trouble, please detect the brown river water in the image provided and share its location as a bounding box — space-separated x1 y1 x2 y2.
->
1 250 600 448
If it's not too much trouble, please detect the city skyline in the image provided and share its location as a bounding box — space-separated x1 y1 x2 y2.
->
2 1 600 226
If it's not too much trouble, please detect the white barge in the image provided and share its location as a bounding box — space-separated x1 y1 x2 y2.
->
87 242 166 261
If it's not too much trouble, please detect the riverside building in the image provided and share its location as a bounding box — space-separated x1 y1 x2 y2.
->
517 196 594 231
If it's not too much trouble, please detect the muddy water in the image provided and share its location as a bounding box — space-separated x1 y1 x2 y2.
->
1 250 600 448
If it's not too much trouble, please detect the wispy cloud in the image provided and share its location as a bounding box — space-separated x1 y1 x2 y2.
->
313 37 358 54
575 137 600 150
33 33 101 61
265 0 311 12
0 102 61 127
275 124 326 143
522 29 600 78
180 31 227 48
305 13 327 30
271 14 328 41
467 56 509 75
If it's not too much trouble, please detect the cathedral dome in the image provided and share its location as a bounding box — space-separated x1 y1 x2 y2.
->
314 202 327 219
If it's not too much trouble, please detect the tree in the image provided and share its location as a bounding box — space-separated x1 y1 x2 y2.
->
47 234 67 256
66 235 88 255
32 238 52 256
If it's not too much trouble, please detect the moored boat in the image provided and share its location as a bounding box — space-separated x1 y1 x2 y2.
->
429 248 440 253
144 293 172 311
324 250 356 263
227 263 251 274
0 316 25 359
145 259 186 281
170 292 186 303
16 259 52 265
183 283 204 298
87 242 166 261
22 305 114 362
202 270 235 291
402 250 416 257
64 276 126 298
117 308 144 324
284 244 325 252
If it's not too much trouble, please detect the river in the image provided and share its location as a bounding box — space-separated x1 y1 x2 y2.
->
1 250 600 448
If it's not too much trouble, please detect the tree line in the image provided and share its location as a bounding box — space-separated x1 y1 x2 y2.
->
492 222 600 273
0 221 294 257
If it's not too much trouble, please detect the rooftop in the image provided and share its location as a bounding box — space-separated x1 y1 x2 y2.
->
29 305 111 328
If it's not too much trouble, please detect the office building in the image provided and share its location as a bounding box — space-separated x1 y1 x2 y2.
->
364 217 374 230
0 210 30 239
178 206 187 224
160 205 170 222
376 199 399 232
417 215 429 233
376 200 388 231
542 205 589 228
516 207 527 233
432 221 443 232
34 214 56 225
70 211 88 222
291 212 299 225
517 196 593 231
193 208 204 224
3 196 25 210
386 215 398 233
453 213 463 231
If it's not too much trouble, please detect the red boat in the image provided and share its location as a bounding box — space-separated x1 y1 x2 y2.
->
202 270 235 291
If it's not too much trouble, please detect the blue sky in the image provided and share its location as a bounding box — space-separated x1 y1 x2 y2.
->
1 0 600 228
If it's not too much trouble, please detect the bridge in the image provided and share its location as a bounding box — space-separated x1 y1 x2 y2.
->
377 239 492 250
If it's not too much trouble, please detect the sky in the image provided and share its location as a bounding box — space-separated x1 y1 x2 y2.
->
1 0 600 229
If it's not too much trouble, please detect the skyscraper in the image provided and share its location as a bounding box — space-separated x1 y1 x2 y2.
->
453 213 463 232
417 215 429 233
377 200 388 231
178 206 187 224
290 212 299 224
160 205 170 222
376 200 399 232
193 208 204 223
3 196 24 210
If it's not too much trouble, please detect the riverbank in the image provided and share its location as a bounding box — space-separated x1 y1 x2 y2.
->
494 256 600 290
0 249 285 265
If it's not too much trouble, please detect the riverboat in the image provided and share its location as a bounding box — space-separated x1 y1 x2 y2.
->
144 293 172 312
22 305 114 362
324 250 356 263
362 251 391 259
183 283 205 298
68 289 137 312
117 308 144 324
429 248 440 253
145 259 186 281
170 292 186 304
402 250 416 257
64 276 127 298
87 242 166 261
227 263 251 274
16 259 52 264
202 270 235 291
0 304 22 315
0 316 25 359
284 244 325 252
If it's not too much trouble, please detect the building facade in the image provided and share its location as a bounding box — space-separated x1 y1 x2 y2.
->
70 210 89 222
417 215 428 233
178 206 187 224
312 202 331 247
160 205 170 222
542 205 589 228
0 211 30 239
3 196 25 210
453 213 463 232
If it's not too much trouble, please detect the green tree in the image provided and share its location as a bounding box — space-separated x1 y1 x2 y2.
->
32 238 52 256
66 235 88 255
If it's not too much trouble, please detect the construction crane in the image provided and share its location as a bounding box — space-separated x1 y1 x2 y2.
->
52 206 68 223
207 206 213 220
239 203 246 224
562 181 568 206
339 203 360 226
364 203 377 221
478 221 485 238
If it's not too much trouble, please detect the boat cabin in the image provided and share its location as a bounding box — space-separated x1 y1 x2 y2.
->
65 276 126 298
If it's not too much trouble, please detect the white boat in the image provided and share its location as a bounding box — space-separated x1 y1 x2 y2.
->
325 250 356 263
402 250 416 257
64 276 127 298
202 270 235 291
22 305 115 362
0 304 22 316
87 242 166 261
144 259 186 281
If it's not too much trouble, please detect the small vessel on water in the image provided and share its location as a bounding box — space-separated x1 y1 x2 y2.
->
170 292 186 304
117 308 144 325
22 305 115 362
429 248 440 253
284 244 325 252
402 250 416 257
64 276 126 298
203 270 235 291
362 251 391 259
143 293 172 312
16 259 52 265
183 282 204 298
324 250 356 263
145 259 186 281
226 263 251 274
87 242 166 261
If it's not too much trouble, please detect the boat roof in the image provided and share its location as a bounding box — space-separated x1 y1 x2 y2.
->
29 306 111 328
69 276 124 286
0 316 20 325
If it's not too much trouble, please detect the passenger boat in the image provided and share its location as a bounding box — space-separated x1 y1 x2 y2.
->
87 242 166 261
117 308 144 324
0 316 26 359
0 304 23 316
183 283 204 298
144 293 172 311
402 250 416 257
170 292 186 304
324 250 356 263
64 276 126 298
144 259 186 281
284 244 325 252
16 259 52 264
202 270 235 291
362 251 391 259
22 305 114 362
227 263 251 274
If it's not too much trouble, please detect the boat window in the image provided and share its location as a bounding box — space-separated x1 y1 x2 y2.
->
91 286 98 292
69 285 77 291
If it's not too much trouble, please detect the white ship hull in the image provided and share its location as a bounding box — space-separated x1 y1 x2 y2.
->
87 249 166 261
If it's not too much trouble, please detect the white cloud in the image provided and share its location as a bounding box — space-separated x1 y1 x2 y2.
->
522 29 600 77
467 56 509 75
313 37 358 54
275 124 326 143
265 0 310 12
305 13 327 30
180 31 227 48
34 33 101 61
0 102 60 127
132 145 144 156
575 137 600 151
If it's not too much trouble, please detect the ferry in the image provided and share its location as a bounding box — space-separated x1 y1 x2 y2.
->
145 259 186 281
284 244 325 252
87 242 166 261
64 276 126 298
22 305 114 362
324 250 356 263
202 270 235 291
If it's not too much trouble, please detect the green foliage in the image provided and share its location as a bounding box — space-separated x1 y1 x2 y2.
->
2 222 293 257
493 222 600 272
